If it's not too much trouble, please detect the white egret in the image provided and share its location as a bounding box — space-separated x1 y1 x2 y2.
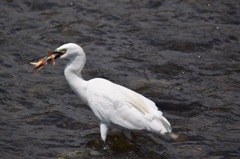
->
54 43 175 142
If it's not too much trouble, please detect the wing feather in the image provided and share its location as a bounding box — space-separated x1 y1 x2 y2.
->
85 78 171 133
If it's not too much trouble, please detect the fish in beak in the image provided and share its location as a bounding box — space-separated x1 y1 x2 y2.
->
30 51 63 74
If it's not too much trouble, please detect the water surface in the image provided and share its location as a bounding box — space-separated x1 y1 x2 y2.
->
0 0 240 158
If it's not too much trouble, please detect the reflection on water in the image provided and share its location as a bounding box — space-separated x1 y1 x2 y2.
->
0 0 240 158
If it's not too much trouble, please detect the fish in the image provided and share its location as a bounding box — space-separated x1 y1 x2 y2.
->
30 51 61 74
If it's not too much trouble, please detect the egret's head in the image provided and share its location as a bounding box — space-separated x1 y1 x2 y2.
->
55 43 84 59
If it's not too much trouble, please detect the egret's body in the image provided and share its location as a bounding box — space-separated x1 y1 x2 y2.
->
55 43 173 141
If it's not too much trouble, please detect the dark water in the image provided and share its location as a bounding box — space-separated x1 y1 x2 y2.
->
0 0 240 158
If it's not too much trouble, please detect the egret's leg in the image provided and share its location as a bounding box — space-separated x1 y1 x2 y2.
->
122 129 132 141
100 122 108 142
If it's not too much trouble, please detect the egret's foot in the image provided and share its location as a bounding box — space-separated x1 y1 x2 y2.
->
103 142 110 151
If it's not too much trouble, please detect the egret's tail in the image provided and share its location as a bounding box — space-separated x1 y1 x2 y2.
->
146 115 172 135
158 116 179 140
159 117 172 132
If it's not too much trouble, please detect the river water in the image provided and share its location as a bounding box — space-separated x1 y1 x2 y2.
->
0 0 239 159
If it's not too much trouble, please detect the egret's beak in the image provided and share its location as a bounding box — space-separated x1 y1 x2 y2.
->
53 48 67 59
51 51 64 59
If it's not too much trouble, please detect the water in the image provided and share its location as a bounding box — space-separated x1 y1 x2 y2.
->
0 0 240 158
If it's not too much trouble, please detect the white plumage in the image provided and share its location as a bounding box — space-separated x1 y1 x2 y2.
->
55 43 173 142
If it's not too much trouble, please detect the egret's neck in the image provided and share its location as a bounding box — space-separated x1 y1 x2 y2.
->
64 55 87 103
64 54 86 78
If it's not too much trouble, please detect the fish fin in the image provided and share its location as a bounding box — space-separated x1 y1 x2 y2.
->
33 65 43 75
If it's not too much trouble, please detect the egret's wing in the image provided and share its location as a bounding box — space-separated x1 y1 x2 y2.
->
118 84 172 132
85 78 172 134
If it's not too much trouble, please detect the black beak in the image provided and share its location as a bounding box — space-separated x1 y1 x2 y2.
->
52 51 64 59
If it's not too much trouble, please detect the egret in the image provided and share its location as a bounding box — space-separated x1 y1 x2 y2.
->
54 43 175 142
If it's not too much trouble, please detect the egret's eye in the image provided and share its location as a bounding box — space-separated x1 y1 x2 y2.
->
60 48 67 54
